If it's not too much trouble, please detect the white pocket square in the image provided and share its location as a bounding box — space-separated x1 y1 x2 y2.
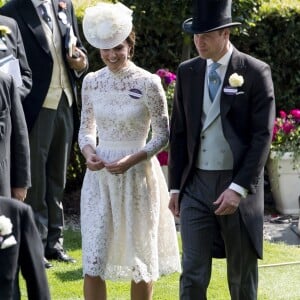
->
223 87 245 96
0 235 17 249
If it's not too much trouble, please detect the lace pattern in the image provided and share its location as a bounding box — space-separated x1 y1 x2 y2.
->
79 62 181 282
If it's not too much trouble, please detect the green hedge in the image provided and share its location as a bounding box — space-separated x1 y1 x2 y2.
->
231 0 300 111
75 0 299 112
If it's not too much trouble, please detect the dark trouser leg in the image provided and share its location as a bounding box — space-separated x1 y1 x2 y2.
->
179 169 258 300
26 93 73 254
26 109 54 247
179 170 226 300
219 214 258 300
46 94 73 254
12 274 20 300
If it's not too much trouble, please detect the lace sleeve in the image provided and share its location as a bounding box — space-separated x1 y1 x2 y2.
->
78 73 97 151
142 74 169 158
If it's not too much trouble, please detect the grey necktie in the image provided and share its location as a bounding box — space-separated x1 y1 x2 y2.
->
39 2 53 31
208 62 221 101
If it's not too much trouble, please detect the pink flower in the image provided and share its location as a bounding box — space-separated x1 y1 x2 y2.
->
271 108 300 156
58 1 67 10
290 109 300 122
279 110 287 119
282 121 295 134
156 69 176 87
157 151 168 166
156 69 167 77
272 125 279 141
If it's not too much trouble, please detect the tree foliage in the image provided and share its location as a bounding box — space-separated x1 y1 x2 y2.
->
120 0 261 73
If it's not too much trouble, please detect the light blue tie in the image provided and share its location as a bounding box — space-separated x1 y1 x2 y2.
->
208 62 221 101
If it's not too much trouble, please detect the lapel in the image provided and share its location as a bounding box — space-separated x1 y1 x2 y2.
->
188 58 206 141
52 0 69 37
18 0 50 55
18 0 71 55
0 18 12 58
220 48 246 118
201 48 247 132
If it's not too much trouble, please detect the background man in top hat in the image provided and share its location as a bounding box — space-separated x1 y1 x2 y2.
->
168 0 275 299
0 0 88 267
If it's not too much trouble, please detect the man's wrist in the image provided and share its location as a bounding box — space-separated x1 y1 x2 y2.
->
229 183 248 198
169 189 180 197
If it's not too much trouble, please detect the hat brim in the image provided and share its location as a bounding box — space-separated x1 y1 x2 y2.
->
182 17 241 34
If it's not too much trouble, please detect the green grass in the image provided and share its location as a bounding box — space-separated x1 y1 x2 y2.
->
20 230 300 299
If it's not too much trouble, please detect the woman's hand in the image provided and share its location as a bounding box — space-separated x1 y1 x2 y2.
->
82 145 104 171
86 153 105 171
105 151 147 175
105 155 132 175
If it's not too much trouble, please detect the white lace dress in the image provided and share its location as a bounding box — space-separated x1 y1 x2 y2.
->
78 62 181 282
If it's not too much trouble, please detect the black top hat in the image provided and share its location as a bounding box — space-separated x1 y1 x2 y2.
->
182 0 241 34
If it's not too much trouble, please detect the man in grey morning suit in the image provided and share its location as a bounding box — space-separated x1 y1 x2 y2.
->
168 0 275 299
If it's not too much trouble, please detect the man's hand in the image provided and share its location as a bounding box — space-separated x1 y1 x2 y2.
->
169 193 180 217
214 188 241 215
66 47 87 72
11 187 27 201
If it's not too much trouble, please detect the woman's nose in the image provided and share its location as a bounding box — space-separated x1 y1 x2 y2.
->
108 50 117 58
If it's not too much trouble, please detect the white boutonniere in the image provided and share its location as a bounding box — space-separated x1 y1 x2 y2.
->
0 25 11 36
224 73 245 95
229 73 244 87
0 215 17 249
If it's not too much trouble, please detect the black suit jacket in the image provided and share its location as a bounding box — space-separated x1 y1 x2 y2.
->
169 48 275 258
0 15 32 101
0 0 87 131
0 196 50 300
0 71 31 195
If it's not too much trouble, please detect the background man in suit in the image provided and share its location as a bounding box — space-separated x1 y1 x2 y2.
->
0 71 33 300
168 0 275 299
0 71 30 202
0 196 50 300
0 15 32 101
1 0 88 265
0 15 32 202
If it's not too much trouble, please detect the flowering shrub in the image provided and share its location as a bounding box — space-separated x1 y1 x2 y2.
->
271 109 300 168
155 69 176 167
156 68 176 117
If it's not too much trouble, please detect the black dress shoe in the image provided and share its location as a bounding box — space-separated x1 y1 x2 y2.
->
46 250 76 263
44 257 53 269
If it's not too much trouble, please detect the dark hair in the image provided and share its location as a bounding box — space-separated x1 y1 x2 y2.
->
126 28 136 58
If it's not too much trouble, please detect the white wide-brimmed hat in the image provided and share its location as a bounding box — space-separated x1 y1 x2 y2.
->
83 2 133 49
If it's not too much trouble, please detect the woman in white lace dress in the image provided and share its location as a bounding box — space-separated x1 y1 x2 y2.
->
79 3 181 299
